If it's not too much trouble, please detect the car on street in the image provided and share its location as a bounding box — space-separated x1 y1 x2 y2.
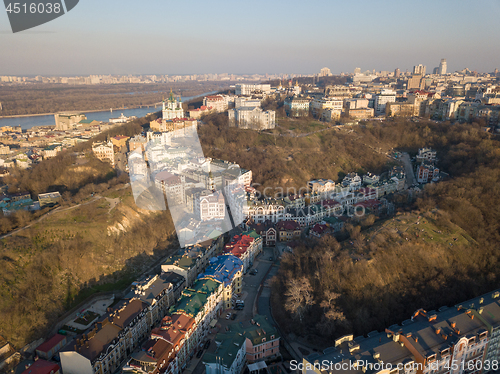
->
231 313 237 320
204 340 211 349
197 349 204 358
269 256 273 261
226 313 231 319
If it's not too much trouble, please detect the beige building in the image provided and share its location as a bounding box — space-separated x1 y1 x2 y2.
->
203 95 228 112
92 140 114 167
54 112 86 130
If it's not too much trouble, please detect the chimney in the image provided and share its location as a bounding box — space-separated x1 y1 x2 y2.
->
435 327 441 334
451 321 456 329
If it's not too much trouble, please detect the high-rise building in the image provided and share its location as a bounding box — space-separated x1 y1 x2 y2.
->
354 67 361 75
413 64 426 76
319 67 332 77
438 58 447 75
394 68 400 78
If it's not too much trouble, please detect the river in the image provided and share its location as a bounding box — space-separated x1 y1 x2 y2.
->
0 91 218 130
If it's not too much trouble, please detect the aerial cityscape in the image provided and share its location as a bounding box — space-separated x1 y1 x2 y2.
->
1 1 500 374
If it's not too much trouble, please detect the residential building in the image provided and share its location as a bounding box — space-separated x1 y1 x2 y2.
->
110 135 129 149
245 220 277 247
203 95 228 112
38 192 61 208
284 97 311 117
234 97 261 109
188 106 212 119
36 334 67 360
204 329 246 374
345 107 374 119
417 163 440 184
235 84 271 96
275 220 301 242
244 199 285 224
308 179 336 196
311 97 343 119
54 112 86 130
319 67 332 77
228 107 275 130
124 272 186 328
224 231 262 272
194 190 226 222
42 144 62 159
342 172 362 191
362 172 379 185
21 360 60 374
386 102 415 117
416 148 437 163
60 299 150 374
438 58 447 75
303 289 500 374
374 90 396 115
128 134 147 153
413 64 426 75
198 255 243 309
161 238 223 287
92 140 114 167
154 171 185 205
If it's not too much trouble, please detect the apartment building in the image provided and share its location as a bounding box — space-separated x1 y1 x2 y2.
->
284 96 311 117
228 106 276 130
235 84 271 96
417 163 440 184
124 272 186 328
198 255 243 309
416 148 437 163
303 289 500 374
275 220 302 241
311 97 343 120
60 299 149 374
203 95 228 112
244 198 286 224
224 231 263 272
204 314 280 374
161 240 221 287
92 140 114 167
194 189 226 222
374 90 396 115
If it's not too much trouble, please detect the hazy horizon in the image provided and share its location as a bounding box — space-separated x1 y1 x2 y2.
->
1 0 500 76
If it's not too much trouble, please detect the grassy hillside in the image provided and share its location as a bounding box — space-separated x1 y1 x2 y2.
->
0 185 176 348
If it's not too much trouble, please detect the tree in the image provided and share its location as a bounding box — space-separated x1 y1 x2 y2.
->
284 277 314 322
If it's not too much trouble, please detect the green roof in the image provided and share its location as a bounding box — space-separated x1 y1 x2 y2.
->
203 331 246 368
171 278 221 317
79 119 95 124
240 229 261 240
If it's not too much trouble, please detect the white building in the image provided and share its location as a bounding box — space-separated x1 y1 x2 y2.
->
195 190 226 221
162 91 185 120
416 147 437 163
311 97 343 119
228 107 275 130
234 97 261 109
374 89 396 115
203 95 228 112
235 84 271 96
92 140 114 167
284 97 310 117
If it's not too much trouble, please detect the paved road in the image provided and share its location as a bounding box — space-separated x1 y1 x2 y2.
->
401 152 416 187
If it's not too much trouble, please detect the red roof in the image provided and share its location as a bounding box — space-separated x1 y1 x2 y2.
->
36 334 66 354
224 234 255 258
21 360 60 374
276 220 301 231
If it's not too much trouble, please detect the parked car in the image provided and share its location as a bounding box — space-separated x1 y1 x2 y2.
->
269 256 273 261
197 349 204 358
204 340 211 349
226 313 231 319
231 313 237 320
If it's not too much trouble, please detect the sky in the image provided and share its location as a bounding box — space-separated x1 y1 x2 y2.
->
1 0 500 76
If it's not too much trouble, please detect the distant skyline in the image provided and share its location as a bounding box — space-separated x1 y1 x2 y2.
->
1 0 500 76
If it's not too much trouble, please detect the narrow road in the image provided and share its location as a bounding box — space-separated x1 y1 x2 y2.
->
401 152 416 187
